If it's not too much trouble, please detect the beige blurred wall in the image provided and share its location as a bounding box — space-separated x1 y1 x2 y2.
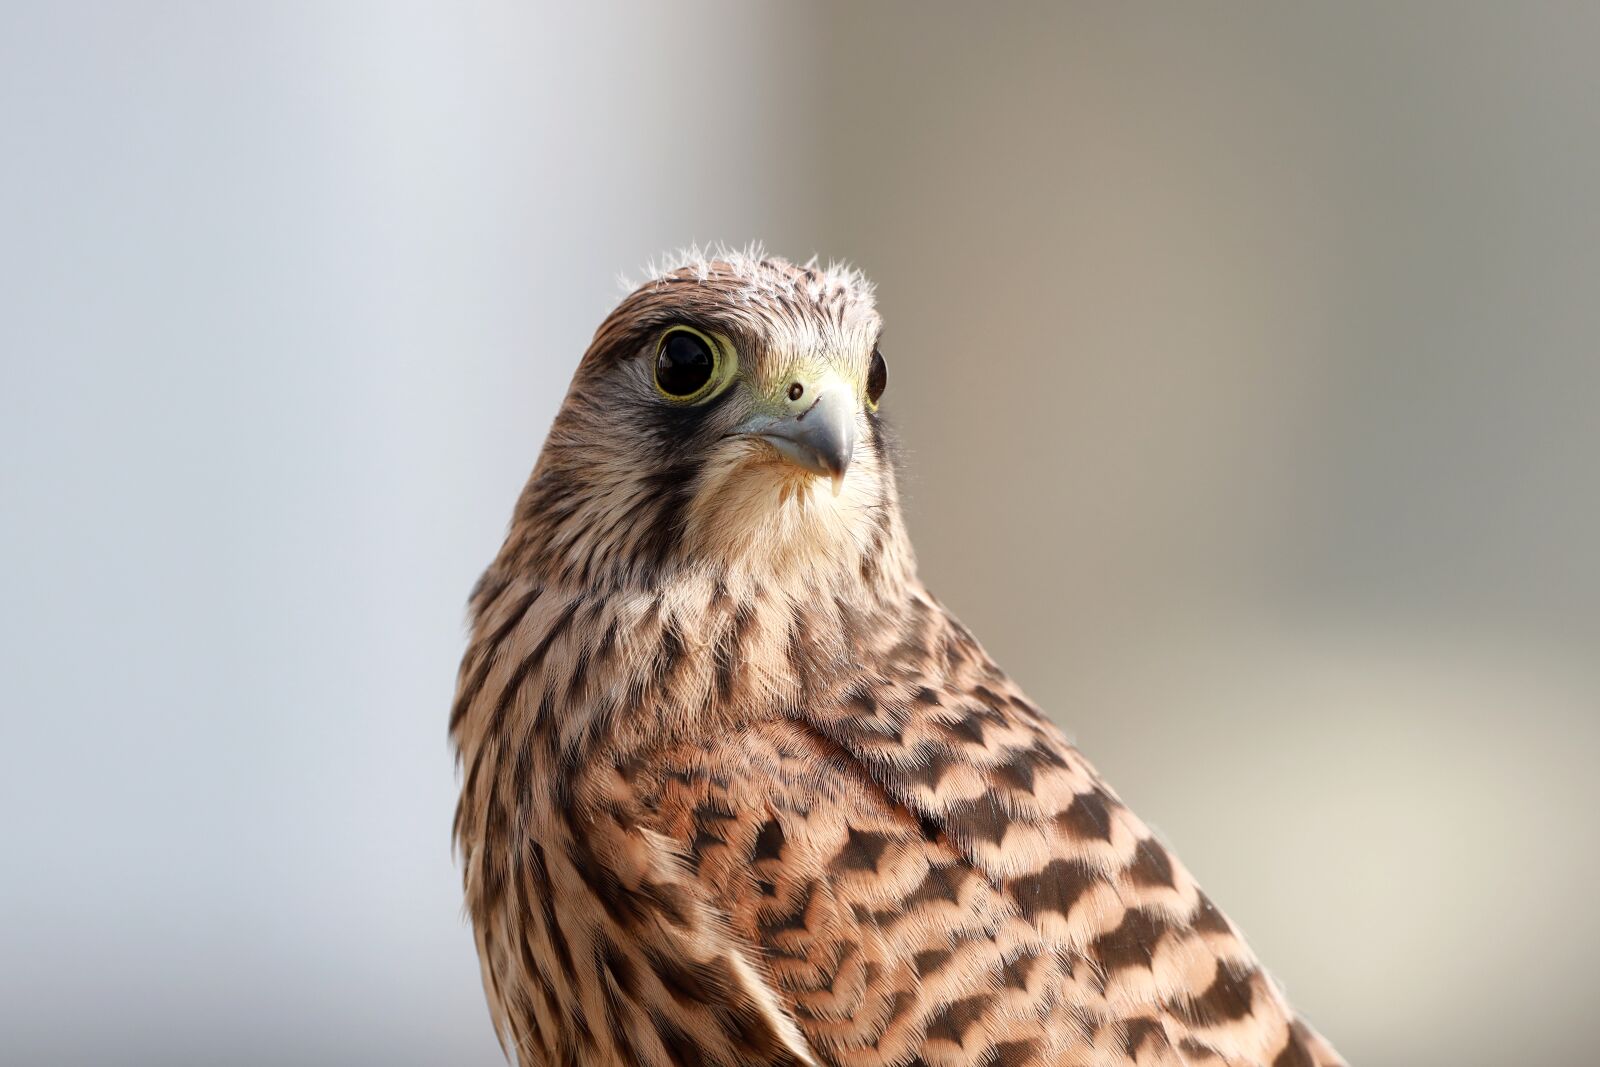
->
809 6 1600 1065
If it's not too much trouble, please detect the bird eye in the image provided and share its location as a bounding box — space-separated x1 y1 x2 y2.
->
654 326 723 401
866 347 888 410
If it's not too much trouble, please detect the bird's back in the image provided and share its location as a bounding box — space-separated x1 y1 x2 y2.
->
454 573 1343 1067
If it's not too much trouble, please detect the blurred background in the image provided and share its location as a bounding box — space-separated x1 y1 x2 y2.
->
3 3 1597 1065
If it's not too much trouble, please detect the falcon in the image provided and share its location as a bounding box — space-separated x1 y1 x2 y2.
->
451 251 1344 1067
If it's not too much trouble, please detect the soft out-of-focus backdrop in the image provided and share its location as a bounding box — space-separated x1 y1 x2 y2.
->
3 4 1596 1065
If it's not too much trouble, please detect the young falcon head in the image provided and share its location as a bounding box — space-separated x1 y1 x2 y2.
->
502 253 907 591
453 251 1344 1067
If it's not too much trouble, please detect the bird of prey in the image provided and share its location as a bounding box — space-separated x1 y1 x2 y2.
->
451 251 1343 1067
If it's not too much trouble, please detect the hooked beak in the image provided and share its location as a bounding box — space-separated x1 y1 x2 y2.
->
738 377 858 485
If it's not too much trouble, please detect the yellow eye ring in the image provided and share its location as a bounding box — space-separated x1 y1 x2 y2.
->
653 325 737 404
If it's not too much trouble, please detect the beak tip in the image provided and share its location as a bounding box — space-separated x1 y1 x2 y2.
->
757 433 854 482
751 384 859 485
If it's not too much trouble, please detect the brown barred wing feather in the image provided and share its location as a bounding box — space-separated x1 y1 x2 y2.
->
773 592 1346 1067
467 762 821 1067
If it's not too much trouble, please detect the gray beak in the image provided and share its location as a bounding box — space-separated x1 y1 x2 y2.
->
747 384 858 480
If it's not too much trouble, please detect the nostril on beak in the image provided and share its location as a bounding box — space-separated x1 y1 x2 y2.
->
787 382 804 402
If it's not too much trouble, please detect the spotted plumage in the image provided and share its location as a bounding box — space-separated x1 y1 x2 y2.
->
451 250 1343 1067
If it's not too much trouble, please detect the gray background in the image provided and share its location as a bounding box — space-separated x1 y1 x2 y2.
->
4 4 1597 1065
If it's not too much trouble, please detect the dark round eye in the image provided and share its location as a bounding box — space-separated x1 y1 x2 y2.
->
866 347 888 408
655 328 717 398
